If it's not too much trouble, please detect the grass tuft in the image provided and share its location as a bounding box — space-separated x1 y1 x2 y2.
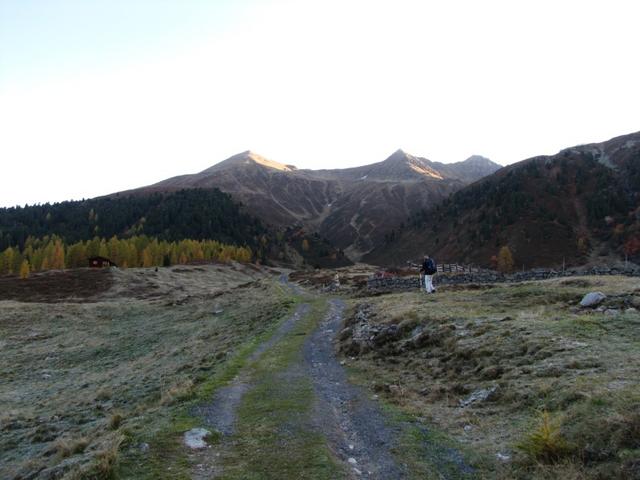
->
53 436 90 459
108 412 124 430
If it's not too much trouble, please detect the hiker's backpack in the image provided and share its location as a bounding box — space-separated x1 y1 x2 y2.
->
426 258 437 275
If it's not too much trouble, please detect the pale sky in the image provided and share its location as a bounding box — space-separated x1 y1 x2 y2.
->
1 0 638 207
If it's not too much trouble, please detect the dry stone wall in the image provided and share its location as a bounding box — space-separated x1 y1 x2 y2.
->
367 267 640 291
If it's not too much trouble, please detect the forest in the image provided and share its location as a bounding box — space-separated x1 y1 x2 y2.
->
0 188 266 251
0 234 252 277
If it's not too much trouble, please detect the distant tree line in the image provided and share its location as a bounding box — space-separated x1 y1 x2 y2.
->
0 188 266 252
0 234 252 277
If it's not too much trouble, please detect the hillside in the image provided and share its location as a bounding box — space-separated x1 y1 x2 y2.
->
121 150 501 260
0 188 352 269
365 132 640 268
0 189 265 252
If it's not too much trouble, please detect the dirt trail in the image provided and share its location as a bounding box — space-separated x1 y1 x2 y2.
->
192 276 467 478
305 299 405 479
193 303 310 435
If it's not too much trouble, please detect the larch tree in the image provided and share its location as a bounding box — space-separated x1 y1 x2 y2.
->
19 259 30 279
497 246 514 273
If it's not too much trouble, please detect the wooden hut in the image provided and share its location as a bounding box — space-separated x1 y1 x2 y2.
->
88 256 116 268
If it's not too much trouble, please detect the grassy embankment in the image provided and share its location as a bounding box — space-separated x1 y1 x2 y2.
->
339 276 640 479
0 265 295 479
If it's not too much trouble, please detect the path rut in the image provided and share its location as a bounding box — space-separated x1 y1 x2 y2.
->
305 298 405 479
193 303 310 435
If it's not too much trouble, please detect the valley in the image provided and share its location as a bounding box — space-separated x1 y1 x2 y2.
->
1 263 638 479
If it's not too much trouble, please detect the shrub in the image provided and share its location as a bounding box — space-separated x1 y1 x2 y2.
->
517 410 571 463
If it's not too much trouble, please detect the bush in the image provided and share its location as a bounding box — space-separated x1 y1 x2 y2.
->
517 410 571 463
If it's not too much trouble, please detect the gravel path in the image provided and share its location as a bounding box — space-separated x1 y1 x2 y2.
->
304 298 406 479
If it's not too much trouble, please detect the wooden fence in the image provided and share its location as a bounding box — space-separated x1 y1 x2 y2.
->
436 263 478 273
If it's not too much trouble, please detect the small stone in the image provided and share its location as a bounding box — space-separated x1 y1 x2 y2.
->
42 373 52 379
496 452 511 462
348 457 358 465
580 292 606 308
463 425 473 432
459 386 498 407
184 428 211 449
353 467 362 475
626 307 638 314
139 442 150 453
348 444 355 450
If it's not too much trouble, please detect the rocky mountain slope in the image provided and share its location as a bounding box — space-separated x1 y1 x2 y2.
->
365 132 640 268
121 150 501 259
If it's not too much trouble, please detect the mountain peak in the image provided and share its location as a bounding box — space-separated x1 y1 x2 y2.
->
462 155 496 166
379 149 443 179
200 151 297 174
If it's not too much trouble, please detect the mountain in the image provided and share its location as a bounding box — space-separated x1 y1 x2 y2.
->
120 150 501 259
365 132 640 268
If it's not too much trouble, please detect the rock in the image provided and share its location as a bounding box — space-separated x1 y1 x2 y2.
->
338 327 353 342
459 386 498 407
139 442 150 453
626 307 638 314
604 309 619 316
348 457 358 465
411 330 432 349
372 325 400 346
463 425 473 433
580 292 606 308
480 366 503 380
496 452 511 462
184 428 211 449
631 296 640 308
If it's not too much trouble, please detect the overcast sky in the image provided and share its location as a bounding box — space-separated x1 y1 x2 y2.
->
1 0 638 207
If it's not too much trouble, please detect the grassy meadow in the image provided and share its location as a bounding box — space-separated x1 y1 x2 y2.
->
339 275 640 479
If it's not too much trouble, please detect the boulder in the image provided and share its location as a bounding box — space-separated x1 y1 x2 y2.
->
580 292 606 308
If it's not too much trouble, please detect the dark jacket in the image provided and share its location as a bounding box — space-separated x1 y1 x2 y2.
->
421 258 436 275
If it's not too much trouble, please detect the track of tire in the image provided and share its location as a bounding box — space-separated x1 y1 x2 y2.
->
305 298 405 479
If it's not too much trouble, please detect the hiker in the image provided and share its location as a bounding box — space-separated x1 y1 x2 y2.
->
420 254 437 293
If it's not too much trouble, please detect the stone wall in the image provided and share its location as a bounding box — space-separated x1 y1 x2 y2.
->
367 267 640 291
